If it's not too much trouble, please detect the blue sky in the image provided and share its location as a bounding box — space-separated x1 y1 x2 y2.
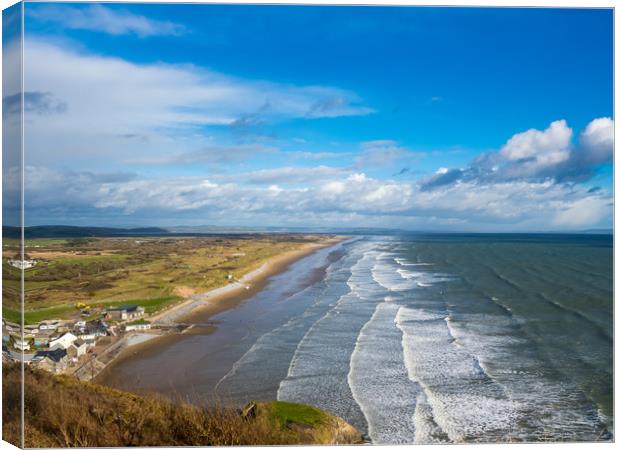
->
3 3 614 230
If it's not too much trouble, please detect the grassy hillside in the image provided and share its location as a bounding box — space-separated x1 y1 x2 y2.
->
2 364 363 447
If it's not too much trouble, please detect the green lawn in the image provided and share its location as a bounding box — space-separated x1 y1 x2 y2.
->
3 296 182 325
3 304 76 325
267 402 328 428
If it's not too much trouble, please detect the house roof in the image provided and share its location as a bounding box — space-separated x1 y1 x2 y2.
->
108 305 139 312
52 332 77 341
35 348 67 363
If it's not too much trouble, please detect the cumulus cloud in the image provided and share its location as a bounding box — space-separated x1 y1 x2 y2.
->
420 117 614 190
242 166 350 185
19 164 612 231
551 196 611 228
28 4 187 37
579 117 614 165
499 119 572 176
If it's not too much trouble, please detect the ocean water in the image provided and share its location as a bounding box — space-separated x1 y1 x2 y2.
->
104 234 613 443
217 234 613 443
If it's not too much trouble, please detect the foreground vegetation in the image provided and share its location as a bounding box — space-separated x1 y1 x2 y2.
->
2 364 362 447
3 234 326 323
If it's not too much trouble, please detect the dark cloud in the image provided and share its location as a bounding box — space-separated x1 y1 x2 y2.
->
3 91 68 117
394 167 410 176
306 96 346 117
420 168 464 191
82 171 138 183
117 133 150 143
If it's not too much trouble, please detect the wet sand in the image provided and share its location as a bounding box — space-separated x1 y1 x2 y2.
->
95 237 346 392
149 237 343 325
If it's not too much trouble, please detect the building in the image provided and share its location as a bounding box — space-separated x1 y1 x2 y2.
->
8 259 36 269
13 338 30 351
24 324 39 334
106 305 145 321
125 322 151 332
77 320 108 341
39 320 61 331
3 321 20 333
34 336 51 347
34 348 68 373
67 339 88 359
48 332 78 350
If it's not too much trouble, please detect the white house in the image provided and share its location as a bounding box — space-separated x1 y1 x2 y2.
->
49 332 78 350
13 338 30 351
67 339 88 358
106 305 145 321
125 323 151 332
9 259 36 270
39 320 61 331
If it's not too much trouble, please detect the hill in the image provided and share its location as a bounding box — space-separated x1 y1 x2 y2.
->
3 225 170 239
2 363 363 447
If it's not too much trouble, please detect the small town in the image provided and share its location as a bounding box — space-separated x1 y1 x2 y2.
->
2 303 159 379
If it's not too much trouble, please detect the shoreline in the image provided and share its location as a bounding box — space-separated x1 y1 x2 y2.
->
93 236 347 382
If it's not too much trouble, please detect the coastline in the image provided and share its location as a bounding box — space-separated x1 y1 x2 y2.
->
94 236 347 383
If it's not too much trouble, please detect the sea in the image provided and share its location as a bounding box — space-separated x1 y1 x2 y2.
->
103 234 614 443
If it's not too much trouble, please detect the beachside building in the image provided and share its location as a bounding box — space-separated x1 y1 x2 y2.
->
49 332 78 350
3 321 20 333
13 338 30 351
77 320 108 341
125 322 151 332
67 339 88 358
34 348 68 373
39 320 61 331
34 335 51 347
106 305 145 321
24 324 39 334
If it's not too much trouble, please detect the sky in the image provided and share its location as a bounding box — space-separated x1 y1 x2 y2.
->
2 3 614 231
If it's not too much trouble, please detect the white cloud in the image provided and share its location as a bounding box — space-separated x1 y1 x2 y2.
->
419 118 614 190
241 166 350 184
20 165 612 231
28 4 187 37
552 196 610 228
355 140 420 167
579 117 613 165
19 40 373 166
499 119 572 171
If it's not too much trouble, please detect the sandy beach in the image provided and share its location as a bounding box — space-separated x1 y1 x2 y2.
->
149 236 345 325
95 236 346 383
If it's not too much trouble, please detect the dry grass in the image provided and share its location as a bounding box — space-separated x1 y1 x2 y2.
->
2 363 361 447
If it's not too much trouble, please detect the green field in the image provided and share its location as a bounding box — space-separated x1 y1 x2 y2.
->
3 235 328 324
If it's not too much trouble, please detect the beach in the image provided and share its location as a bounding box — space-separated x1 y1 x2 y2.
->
96 234 613 443
95 236 346 383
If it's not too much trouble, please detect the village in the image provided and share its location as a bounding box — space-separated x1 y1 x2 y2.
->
2 303 159 379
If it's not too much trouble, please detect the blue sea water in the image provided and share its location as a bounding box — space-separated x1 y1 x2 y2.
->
107 234 613 443
219 234 612 443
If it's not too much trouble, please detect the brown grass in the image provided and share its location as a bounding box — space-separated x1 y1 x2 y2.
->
2 363 361 447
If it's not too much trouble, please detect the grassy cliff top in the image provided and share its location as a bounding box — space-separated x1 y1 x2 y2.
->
2 363 362 447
